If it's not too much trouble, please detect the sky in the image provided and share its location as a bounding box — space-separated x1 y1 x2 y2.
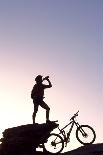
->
0 0 103 152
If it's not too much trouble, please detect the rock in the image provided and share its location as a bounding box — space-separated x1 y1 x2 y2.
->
0 121 59 155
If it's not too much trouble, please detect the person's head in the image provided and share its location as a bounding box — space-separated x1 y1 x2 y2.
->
35 75 42 84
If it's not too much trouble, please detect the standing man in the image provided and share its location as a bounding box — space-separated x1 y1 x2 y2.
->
31 75 52 123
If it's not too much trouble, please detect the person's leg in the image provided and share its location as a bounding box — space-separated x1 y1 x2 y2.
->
33 101 39 123
40 101 50 122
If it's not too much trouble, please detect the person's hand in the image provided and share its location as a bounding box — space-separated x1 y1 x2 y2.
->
43 76 49 80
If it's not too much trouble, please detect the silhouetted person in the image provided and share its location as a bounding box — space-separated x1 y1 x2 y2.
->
31 75 52 124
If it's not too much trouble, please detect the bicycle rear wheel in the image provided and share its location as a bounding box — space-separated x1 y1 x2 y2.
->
43 133 64 154
76 125 96 145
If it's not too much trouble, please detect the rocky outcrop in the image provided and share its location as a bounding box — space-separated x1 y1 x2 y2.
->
0 122 103 155
0 121 58 155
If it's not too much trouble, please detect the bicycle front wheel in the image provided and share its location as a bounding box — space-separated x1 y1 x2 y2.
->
43 133 64 154
76 125 96 145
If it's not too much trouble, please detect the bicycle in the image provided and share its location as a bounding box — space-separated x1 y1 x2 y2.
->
43 111 96 154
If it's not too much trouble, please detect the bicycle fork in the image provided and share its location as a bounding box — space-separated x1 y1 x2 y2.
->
76 123 88 137
79 127 88 137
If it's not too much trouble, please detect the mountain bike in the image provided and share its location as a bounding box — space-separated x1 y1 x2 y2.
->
43 111 96 154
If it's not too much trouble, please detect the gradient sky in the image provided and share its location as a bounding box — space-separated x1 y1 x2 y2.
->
0 0 103 151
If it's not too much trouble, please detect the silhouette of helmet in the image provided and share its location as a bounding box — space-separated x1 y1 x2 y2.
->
35 75 42 82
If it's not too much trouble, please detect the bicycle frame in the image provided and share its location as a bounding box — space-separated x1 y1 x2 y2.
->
58 118 81 145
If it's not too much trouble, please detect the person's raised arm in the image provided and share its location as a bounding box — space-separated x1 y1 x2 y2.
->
43 76 52 88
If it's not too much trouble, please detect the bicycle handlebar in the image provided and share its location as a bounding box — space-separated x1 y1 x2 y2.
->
70 110 79 121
